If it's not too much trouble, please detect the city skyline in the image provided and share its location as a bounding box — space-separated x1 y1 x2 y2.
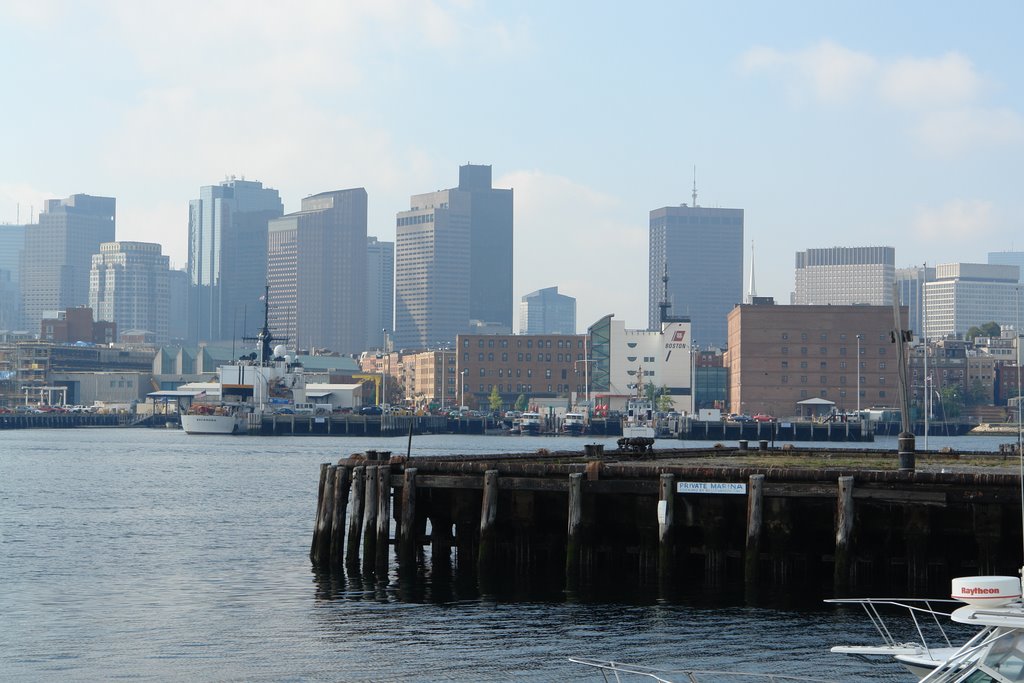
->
3 3 1023 331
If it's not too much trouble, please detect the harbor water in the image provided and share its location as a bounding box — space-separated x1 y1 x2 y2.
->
1 429 1008 681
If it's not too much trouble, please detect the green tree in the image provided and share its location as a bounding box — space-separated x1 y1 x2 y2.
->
488 386 502 411
938 386 963 419
966 321 1001 341
515 394 528 411
656 391 675 413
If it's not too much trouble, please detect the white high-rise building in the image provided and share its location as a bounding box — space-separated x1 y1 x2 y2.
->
794 246 895 306
924 263 1023 339
89 241 170 343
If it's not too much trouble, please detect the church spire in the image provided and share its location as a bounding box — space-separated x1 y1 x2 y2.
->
746 240 757 303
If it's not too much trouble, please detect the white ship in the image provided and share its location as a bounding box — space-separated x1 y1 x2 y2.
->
181 287 303 436
181 410 248 435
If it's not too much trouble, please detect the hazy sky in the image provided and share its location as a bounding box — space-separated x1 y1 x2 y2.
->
3 1 1022 332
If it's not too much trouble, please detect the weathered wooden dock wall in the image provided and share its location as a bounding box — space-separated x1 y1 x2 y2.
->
309 447 1024 596
0 412 126 429
250 413 457 437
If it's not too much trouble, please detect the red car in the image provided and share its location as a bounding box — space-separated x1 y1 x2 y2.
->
752 414 775 422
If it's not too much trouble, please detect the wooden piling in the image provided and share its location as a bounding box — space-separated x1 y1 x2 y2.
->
745 473 765 586
834 475 855 590
478 469 499 574
329 466 351 570
566 472 584 588
658 473 675 585
362 465 379 574
346 466 366 573
312 465 337 567
310 462 329 564
376 464 391 572
399 468 418 562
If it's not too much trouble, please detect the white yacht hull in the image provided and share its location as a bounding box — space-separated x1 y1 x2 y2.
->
181 414 246 435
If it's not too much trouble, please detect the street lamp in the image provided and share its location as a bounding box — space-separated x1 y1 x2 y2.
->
460 369 468 410
856 334 863 419
574 358 595 416
379 329 388 407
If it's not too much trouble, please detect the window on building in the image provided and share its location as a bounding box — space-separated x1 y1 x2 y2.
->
820 347 827 355
820 361 827 369
800 375 807 383
488 340 494 347
781 361 789 369
518 353 523 362
801 333 808 341
782 347 789 355
782 375 789 383
527 369 532 377
478 353 484 361
879 361 886 369
502 352 508 362
800 361 808 369
479 368 486 376
545 369 551 379
782 333 789 340
801 347 808 356
478 339 484 347
820 375 827 384
561 369 567 379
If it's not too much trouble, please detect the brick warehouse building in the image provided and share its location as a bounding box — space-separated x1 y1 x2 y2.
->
725 301 906 419
455 333 588 409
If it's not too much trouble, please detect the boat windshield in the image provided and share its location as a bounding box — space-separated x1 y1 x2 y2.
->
978 630 1024 681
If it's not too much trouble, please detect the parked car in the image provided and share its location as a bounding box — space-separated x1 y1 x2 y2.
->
753 414 776 422
359 405 383 415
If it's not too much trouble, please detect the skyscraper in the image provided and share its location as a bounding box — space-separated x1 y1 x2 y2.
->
648 202 743 348
366 236 395 351
0 223 27 330
793 246 895 306
21 194 116 332
924 263 1023 339
267 188 367 355
187 178 283 344
989 251 1024 282
394 165 513 350
896 265 935 339
519 286 576 334
89 241 171 343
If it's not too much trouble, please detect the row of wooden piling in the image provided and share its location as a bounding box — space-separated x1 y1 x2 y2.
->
310 456 872 591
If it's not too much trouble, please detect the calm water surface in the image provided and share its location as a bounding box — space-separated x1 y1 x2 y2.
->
1 429 1005 681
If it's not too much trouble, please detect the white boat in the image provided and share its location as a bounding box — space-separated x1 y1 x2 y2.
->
519 412 542 435
622 397 656 439
181 410 248 435
829 575 1024 681
180 286 304 436
562 412 586 435
572 575 1024 682
569 657 831 681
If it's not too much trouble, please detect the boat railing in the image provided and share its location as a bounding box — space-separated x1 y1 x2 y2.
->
568 657 832 682
825 597 961 659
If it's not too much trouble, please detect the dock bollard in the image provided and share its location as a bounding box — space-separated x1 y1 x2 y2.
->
583 443 604 458
759 439 769 451
738 439 748 451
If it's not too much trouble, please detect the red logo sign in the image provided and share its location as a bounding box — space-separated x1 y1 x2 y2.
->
672 330 687 342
